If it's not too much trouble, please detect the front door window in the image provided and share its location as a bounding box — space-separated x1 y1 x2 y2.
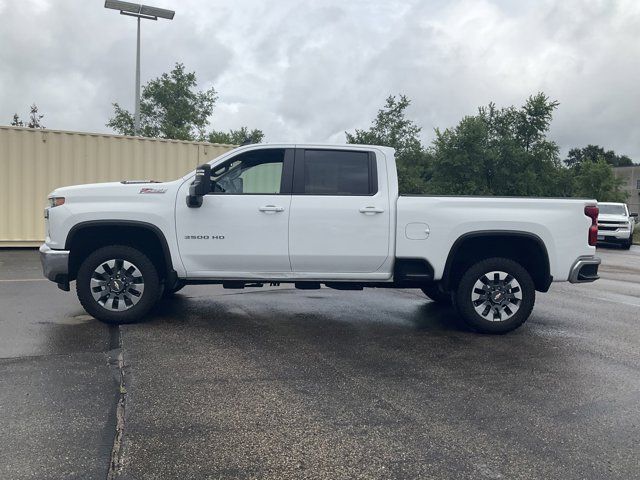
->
212 150 284 195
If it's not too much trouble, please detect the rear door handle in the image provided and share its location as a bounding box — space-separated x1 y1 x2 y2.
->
359 206 385 214
259 205 285 212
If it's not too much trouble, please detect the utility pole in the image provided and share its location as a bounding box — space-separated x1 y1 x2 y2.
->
135 16 141 135
104 1 175 136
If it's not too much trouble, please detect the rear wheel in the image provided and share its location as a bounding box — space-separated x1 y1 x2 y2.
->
420 283 452 305
453 257 535 334
76 245 161 324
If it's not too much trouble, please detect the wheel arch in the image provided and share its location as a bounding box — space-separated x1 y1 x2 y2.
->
65 220 176 283
441 230 552 292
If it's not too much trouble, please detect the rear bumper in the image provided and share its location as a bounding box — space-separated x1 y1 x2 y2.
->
568 256 601 283
39 244 70 286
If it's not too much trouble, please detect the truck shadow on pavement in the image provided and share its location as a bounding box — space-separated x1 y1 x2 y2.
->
146 289 489 337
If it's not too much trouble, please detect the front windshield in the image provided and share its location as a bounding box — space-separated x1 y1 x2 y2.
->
599 204 626 215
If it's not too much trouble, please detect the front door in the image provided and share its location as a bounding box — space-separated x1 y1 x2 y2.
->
288 148 390 274
176 148 294 277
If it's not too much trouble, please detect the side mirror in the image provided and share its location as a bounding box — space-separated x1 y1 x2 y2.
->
630 213 638 221
187 164 211 208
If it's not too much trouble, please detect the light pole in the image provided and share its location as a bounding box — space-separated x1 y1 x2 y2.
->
104 1 175 136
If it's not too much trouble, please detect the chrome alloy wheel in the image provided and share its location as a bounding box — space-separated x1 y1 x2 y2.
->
471 270 522 322
90 259 145 311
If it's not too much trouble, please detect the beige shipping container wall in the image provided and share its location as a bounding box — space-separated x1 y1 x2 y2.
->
0 126 234 247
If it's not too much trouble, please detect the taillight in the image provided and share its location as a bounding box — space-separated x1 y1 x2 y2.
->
584 205 599 246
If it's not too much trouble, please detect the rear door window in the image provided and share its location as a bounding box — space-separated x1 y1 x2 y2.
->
295 149 377 195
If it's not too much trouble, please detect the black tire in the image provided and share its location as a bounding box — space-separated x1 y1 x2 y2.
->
76 245 161 324
420 283 452 305
621 237 632 250
162 280 186 298
453 257 535 334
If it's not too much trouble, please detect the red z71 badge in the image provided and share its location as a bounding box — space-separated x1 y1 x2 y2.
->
139 187 167 194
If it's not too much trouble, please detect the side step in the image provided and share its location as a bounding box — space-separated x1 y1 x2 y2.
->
325 282 363 291
295 282 321 290
222 282 264 289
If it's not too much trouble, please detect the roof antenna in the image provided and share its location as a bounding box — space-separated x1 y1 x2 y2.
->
241 137 253 146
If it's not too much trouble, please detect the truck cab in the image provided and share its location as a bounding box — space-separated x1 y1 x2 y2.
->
177 145 394 280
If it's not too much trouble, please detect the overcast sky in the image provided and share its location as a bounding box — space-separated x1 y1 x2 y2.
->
1 0 639 159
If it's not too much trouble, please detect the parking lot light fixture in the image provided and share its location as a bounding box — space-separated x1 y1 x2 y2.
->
104 1 175 136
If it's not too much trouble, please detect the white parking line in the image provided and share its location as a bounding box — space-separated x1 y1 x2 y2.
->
589 295 640 308
0 278 48 282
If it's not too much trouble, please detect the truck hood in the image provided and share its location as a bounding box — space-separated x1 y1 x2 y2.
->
49 180 175 198
598 213 629 222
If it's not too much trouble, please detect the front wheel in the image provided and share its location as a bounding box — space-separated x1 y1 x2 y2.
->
621 237 632 250
76 245 161 324
453 257 535 334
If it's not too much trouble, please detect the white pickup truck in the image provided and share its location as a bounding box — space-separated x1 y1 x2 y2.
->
40 144 601 334
597 202 637 249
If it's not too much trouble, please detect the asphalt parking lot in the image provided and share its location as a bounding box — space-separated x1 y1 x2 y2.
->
1 246 639 479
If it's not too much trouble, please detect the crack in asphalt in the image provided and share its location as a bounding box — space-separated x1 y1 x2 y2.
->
107 325 126 480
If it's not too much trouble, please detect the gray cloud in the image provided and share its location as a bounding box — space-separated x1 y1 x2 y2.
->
1 0 639 159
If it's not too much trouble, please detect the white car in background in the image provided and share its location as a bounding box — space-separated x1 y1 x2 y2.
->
597 202 637 249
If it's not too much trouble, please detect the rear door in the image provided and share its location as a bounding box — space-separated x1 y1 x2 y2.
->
288 148 390 274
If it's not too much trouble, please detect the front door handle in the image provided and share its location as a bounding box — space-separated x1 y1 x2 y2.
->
359 206 385 214
259 205 285 212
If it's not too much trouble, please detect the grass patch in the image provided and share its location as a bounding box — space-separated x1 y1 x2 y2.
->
634 227 640 245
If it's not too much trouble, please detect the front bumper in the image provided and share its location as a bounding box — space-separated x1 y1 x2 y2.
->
39 244 70 288
597 227 631 241
568 256 601 283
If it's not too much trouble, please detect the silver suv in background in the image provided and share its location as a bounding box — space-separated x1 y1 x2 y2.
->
597 202 637 249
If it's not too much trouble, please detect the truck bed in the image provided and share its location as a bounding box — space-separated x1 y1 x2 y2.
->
396 196 596 282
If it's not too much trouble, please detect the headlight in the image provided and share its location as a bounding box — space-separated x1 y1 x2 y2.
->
48 197 65 208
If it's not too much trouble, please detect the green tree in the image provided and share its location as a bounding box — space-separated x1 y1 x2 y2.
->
208 126 264 145
572 158 627 202
566 145 634 168
428 93 563 196
347 92 629 202
346 95 431 193
427 115 494 195
11 104 45 129
10 113 23 127
107 63 217 140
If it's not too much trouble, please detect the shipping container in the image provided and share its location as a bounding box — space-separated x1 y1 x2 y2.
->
0 126 234 246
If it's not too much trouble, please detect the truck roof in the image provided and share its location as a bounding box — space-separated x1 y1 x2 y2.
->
230 142 394 151
181 143 396 180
